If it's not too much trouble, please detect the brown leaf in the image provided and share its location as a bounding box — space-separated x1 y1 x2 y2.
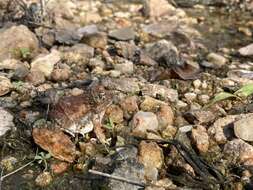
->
33 128 76 162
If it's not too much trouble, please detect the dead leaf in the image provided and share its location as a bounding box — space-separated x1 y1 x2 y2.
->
33 127 76 162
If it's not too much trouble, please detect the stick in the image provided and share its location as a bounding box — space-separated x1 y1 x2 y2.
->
0 168 3 190
0 160 34 181
88 169 146 187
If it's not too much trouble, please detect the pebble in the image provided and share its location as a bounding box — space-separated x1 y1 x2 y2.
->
31 50 61 78
26 71 46 86
206 53 227 68
156 104 174 129
184 92 197 102
191 125 209 153
131 111 159 138
114 60 134 74
239 43 253 56
0 25 39 61
224 139 253 166
119 96 139 119
234 114 253 141
0 76 12 96
105 104 124 124
0 107 14 136
109 27 135 41
193 79 202 89
35 172 53 187
51 68 71 81
0 156 18 172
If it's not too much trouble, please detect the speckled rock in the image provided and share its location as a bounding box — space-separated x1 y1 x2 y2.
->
234 114 253 142
0 76 12 96
119 96 139 119
35 172 53 187
105 104 124 124
156 104 174 129
0 107 14 136
191 125 209 153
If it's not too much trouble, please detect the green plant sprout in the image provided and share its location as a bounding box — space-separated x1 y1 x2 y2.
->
19 47 31 59
207 83 253 107
34 152 51 171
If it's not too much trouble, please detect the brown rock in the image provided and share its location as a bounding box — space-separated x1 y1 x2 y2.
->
138 141 164 169
0 25 39 61
32 128 76 163
119 96 139 119
156 105 174 129
105 105 124 124
131 111 159 138
51 68 71 81
51 161 69 175
184 110 215 125
81 32 107 49
224 139 253 166
79 142 97 156
191 125 209 153
26 71 45 86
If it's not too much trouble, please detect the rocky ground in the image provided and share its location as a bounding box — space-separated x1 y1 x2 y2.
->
1 0 253 189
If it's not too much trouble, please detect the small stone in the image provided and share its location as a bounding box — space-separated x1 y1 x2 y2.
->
141 84 178 102
191 125 209 153
140 96 165 111
156 105 174 129
0 156 18 172
131 111 159 138
208 114 244 144
0 59 20 70
0 76 12 96
105 105 124 124
198 94 210 104
207 53 227 68
35 172 53 187
26 71 45 86
238 27 252 36
79 142 97 156
239 43 253 56
61 44 94 65
114 60 134 74
102 77 140 94
145 40 178 67
0 25 39 61
70 88 84 96
31 50 61 77
234 115 253 142
184 110 215 125
143 0 175 18
161 125 177 139
51 161 69 175
119 96 139 119
13 66 30 80
81 32 107 49
138 141 164 170
184 92 197 102
193 79 202 89
109 27 135 41
223 139 253 166
0 107 14 136
51 68 71 81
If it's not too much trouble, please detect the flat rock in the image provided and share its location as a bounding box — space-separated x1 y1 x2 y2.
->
0 107 14 136
0 25 39 61
32 127 76 163
234 114 253 141
109 27 135 41
31 50 61 77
